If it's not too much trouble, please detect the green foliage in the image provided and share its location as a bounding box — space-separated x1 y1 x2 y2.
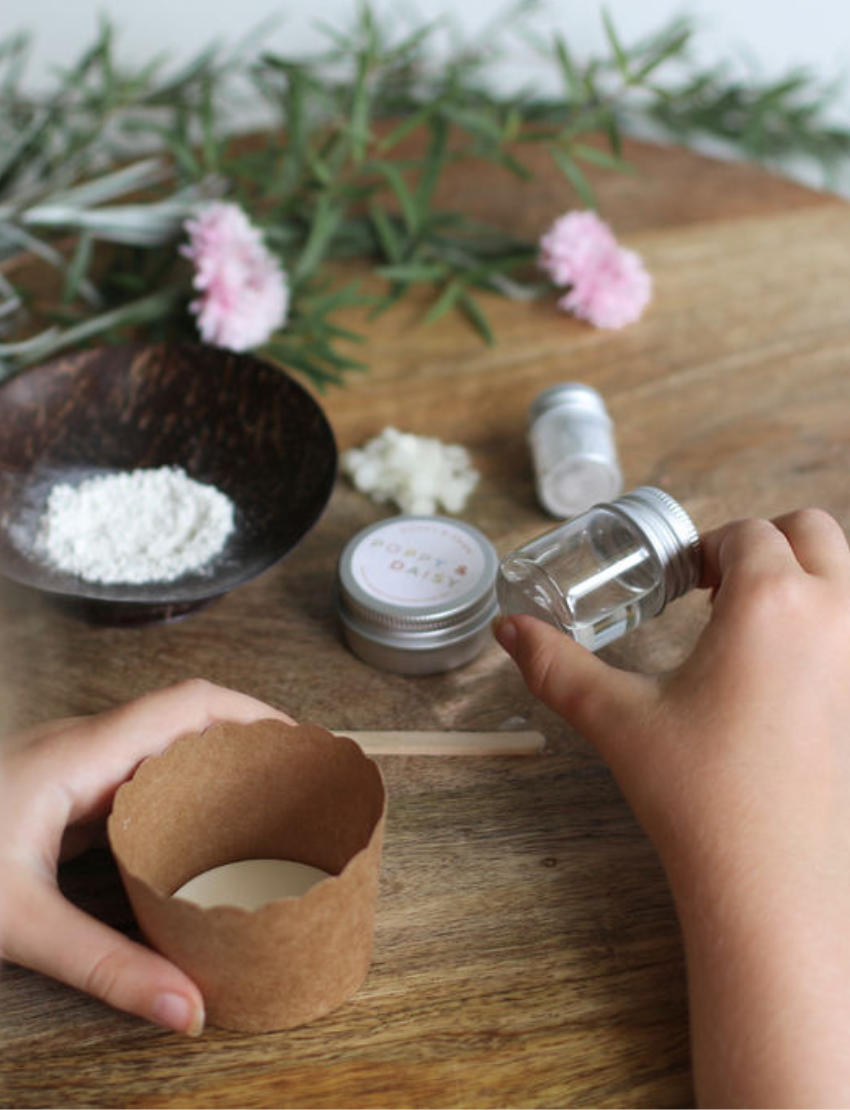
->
0 7 847 388
647 63 850 174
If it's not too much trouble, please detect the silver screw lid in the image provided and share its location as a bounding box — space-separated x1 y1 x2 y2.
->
608 486 702 603
528 382 613 427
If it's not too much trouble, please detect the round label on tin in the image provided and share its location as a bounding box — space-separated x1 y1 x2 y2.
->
350 518 487 608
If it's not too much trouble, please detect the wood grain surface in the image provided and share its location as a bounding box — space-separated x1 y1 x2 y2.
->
1 139 848 1109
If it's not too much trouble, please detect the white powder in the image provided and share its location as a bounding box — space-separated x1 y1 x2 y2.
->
36 466 235 584
341 426 479 515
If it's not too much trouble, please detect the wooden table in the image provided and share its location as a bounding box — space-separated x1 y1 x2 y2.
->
1 138 848 1108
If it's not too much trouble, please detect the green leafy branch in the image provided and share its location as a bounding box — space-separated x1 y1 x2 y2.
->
0 7 847 388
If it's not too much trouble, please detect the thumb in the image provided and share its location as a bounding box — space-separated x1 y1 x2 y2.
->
494 614 653 760
4 872 205 1036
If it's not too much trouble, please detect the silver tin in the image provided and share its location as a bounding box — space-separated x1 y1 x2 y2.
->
528 382 622 518
336 515 499 675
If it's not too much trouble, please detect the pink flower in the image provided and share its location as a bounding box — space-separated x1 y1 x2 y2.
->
182 202 289 351
538 210 651 329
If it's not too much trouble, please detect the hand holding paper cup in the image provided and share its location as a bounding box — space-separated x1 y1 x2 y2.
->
107 720 387 1033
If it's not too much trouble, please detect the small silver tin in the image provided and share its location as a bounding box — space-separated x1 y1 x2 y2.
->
336 515 499 675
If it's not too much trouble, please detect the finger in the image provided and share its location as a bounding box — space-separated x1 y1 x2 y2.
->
3 874 204 1036
494 614 652 761
771 508 850 579
698 518 799 591
89 678 295 756
1 715 87 755
56 680 295 821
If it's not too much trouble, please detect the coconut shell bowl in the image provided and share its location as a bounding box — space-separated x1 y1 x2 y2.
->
0 343 337 624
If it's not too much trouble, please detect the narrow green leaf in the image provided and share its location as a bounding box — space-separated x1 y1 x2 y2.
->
303 280 373 316
349 52 372 164
632 28 692 83
368 162 418 234
262 340 347 389
368 284 408 319
0 326 61 366
558 105 619 141
134 123 201 178
369 203 403 262
414 116 448 217
279 68 307 194
40 158 169 209
62 231 94 304
311 338 368 371
322 321 367 344
553 33 582 102
11 288 185 370
142 44 219 104
497 150 534 181
377 263 446 282
200 78 218 171
572 142 634 174
458 290 495 345
22 200 193 246
604 113 623 158
0 111 52 193
377 107 431 152
502 106 522 143
548 145 596 207
293 195 344 284
441 105 503 144
309 20 350 51
423 279 464 325
305 147 333 187
602 9 630 79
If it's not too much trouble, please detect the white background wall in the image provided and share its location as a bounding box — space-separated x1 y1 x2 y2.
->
13 1 849 85
9 0 850 190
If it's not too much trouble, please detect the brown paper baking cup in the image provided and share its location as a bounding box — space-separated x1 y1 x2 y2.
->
107 720 387 1032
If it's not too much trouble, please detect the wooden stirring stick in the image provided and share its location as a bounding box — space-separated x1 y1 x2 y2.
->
339 730 545 756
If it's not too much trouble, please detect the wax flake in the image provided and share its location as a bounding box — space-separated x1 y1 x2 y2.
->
341 426 479 514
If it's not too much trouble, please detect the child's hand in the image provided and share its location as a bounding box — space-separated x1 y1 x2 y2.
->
0 680 293 1036
496 508 850 1107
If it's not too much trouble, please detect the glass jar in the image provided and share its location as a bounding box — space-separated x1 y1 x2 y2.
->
496 486 701 651
528 382 622 518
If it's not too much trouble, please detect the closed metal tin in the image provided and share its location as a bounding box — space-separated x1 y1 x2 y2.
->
336 515 499 675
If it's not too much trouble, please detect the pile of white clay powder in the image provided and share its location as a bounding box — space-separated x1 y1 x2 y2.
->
34 466 235 585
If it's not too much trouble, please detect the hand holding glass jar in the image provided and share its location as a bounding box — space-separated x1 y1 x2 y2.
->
495 506 850 1109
